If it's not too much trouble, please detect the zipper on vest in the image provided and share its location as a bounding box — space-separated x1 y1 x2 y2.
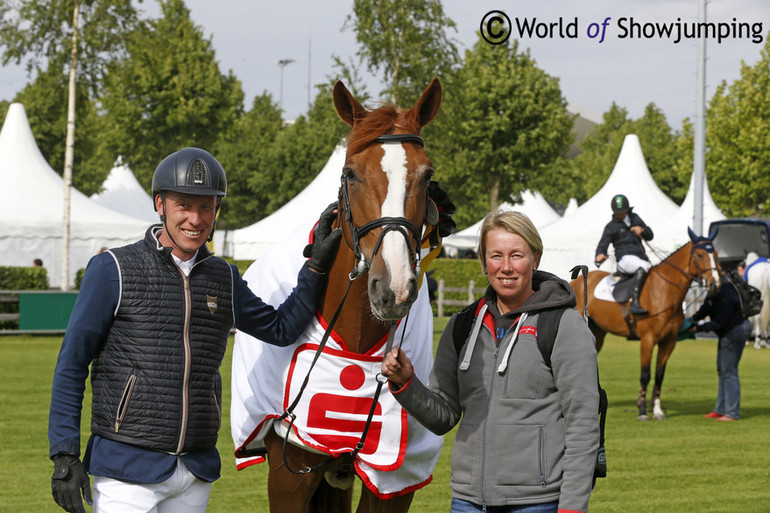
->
176 273 193 454
115 374 137 433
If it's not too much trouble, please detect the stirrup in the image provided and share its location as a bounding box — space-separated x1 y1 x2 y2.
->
629 302 649 316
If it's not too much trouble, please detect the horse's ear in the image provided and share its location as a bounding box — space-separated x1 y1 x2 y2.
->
333 80 367 127
707 227 718 241
687 226 697 242
408 78 442 129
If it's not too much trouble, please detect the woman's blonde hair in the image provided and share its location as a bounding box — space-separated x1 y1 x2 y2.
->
477 210 543 274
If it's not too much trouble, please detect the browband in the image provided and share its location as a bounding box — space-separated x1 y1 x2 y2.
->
374 134 424 147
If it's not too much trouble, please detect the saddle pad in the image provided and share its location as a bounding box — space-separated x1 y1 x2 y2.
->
229 220 443 498
282 342 408 470
594 274 620 302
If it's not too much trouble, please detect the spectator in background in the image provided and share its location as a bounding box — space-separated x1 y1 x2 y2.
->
33 258 43 267
688 265 752 421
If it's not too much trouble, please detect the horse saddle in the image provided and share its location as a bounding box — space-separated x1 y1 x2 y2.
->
595 273 642 340
595 273 635 303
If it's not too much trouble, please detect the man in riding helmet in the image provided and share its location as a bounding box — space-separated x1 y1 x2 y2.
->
48 148 341 513
595 193 654 316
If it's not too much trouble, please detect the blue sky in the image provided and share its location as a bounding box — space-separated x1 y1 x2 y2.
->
1 0 767 127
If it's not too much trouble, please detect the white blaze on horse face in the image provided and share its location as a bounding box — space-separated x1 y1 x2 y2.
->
379 143 413 304
708 253 720 285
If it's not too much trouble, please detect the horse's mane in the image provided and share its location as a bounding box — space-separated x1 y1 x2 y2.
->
346 105 419 156
652 241 693 269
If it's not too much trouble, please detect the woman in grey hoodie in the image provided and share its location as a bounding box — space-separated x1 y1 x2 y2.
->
383 211 599 513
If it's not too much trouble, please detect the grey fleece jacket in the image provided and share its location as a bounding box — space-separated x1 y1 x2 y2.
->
391 271 599 512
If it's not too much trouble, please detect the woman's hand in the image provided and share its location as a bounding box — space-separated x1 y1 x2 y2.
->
381 347 414 387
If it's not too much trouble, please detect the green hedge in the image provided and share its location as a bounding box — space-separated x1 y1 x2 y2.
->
426 258 488 317
0 267 49 290
0 266 49 329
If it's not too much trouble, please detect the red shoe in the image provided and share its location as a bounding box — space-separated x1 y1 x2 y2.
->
716 415 737 421
702 411 722 418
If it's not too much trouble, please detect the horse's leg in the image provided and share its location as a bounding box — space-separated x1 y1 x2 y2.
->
355 487 413 513
651 337 677 420
264 430 327 513
637 338 654 421
589 319 606 353
310 480 353 513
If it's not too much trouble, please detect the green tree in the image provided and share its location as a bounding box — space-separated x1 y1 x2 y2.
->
0 0 139 92
706 35 770 217
97 0 244 188
214 92 283 229
12 65 106 195
343 0 459 107
251 82 349 217
433 37 574 228
565 102 685 205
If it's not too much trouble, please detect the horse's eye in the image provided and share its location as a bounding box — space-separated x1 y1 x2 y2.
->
344 167 358 182
423 168 435 183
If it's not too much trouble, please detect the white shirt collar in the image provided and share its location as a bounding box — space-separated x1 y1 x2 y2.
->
172 251 198 276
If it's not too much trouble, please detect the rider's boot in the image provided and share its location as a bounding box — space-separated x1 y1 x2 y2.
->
629 268 649 316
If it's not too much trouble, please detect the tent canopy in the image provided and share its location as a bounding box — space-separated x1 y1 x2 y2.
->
539 134 680 279
229 146 345 260
91 163 158 223
442 190 561 253
0 103 147 287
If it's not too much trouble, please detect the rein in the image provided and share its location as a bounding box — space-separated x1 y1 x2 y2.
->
277 133 424 477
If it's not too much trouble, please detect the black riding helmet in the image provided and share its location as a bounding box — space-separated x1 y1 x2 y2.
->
152 147 227 211
610 194 630 214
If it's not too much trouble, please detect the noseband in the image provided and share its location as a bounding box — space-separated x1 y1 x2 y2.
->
339 134 425 279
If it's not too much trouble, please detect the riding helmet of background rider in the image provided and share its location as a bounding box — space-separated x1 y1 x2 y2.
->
151 147 227 245
611 194 630 217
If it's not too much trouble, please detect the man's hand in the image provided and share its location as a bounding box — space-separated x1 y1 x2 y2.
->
630 226 644 237
304 202 343 274
595 254 607 267
51 453 92 513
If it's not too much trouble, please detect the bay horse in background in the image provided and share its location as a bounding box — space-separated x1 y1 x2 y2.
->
744 252 770 349
262 79 443 512
570 228 721 421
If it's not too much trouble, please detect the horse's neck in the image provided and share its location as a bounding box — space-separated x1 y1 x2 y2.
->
652 247 693 305
320 248 390 354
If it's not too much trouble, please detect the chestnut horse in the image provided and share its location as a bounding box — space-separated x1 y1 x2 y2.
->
570 228 721 421
262 79 443 512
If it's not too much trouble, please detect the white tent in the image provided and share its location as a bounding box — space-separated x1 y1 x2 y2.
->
655 173 726 249
538 134 679 280
0 103 148 287
229 145 345 260
91 162 158 223
562 198 579 218
442 190 561 254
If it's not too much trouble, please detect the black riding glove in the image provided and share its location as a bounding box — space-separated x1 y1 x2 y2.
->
51 453 92 513
427 181 457 247
303 202 342 274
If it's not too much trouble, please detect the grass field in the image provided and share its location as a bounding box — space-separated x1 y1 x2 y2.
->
2 319 770 512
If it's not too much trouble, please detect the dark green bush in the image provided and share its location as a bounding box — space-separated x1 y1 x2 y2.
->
426 258 488 317
75 269 86 290
0 267 49 290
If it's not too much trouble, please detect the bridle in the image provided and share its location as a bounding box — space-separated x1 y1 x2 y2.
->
276 133 426 477
338 134 426 279
688 240 721 288
650 240 720 290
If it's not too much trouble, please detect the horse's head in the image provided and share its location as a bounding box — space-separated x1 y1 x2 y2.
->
333 79 442 321
687 227 721 294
